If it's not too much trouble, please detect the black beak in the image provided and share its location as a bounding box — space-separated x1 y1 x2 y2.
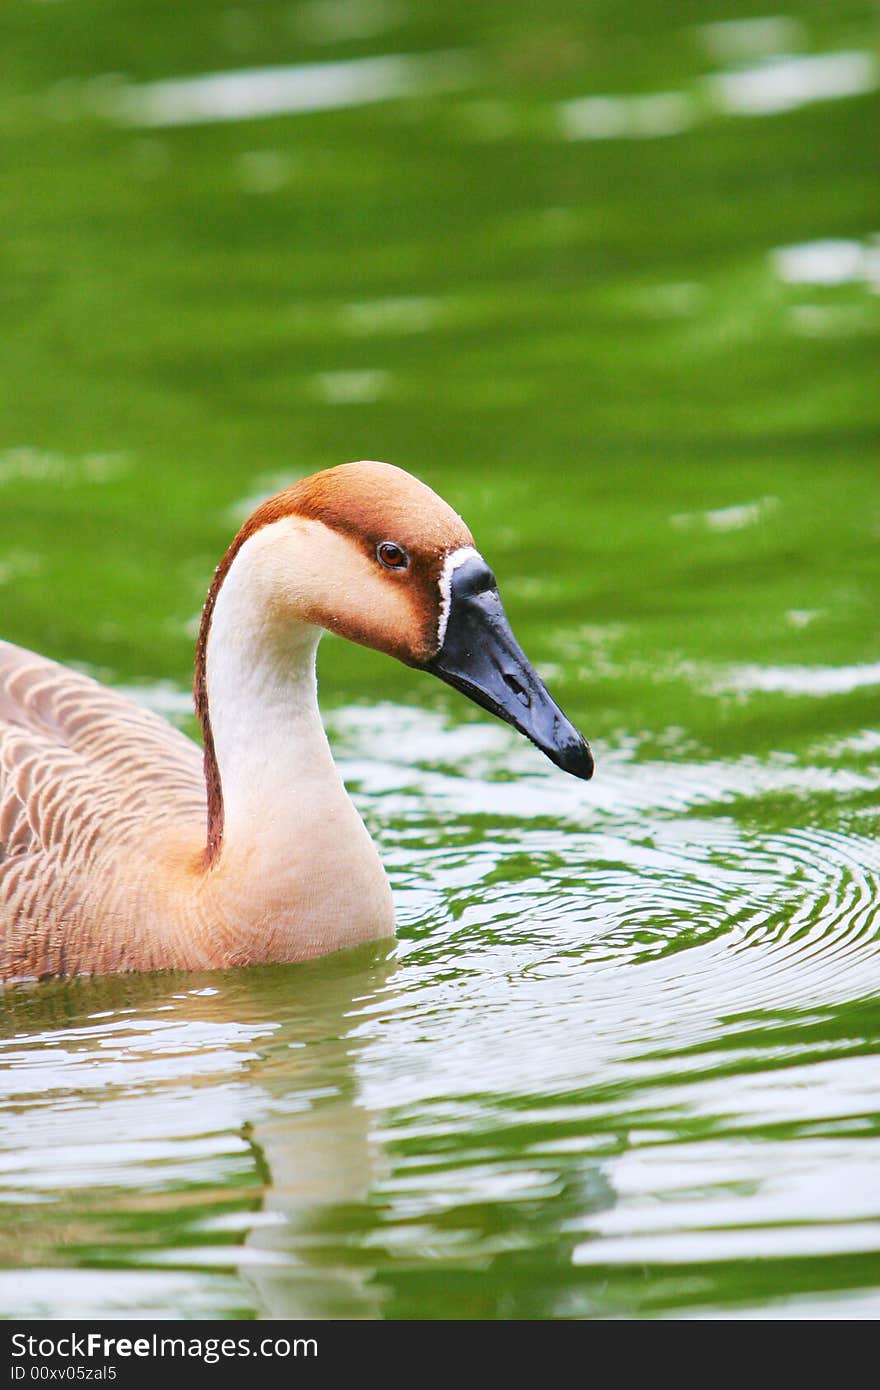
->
425 553 594 780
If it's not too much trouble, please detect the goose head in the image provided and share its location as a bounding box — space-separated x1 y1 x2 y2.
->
199 460 593 791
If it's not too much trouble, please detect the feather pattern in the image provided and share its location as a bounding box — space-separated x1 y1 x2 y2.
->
0 639 207 978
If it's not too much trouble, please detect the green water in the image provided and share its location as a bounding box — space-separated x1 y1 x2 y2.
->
1 0 879 1319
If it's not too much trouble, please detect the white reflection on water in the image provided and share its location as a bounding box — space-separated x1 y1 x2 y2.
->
0 448 129 487
710 662 880 696
0 551 42 587
341 296 439 336
293 0 406 46
311 368 390 403
575 1220 880 1265
0 1268 245 1321
695 16 806 63
560 49 877 143
102 51 474 127
235 149 293 195
671 497 779 532
560 92 696 142
708 50 878 116
773 238 880 291
681 1289 880 1319
572 1124 880 1263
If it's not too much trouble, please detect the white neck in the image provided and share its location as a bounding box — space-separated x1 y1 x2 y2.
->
206 544 338 849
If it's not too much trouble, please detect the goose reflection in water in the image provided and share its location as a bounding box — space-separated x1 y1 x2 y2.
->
0 950 617 1320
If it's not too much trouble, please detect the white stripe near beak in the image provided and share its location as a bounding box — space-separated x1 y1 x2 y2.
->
436 546 481 651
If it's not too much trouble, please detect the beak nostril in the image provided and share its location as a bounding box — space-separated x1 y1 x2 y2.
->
503 672 531 708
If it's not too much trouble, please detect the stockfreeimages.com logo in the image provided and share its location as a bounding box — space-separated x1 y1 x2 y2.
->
11 1334 316 1369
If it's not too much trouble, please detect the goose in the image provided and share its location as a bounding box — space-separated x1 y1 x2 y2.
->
0 460 592 980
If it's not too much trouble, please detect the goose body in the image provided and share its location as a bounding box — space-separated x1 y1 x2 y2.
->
0 461 592 981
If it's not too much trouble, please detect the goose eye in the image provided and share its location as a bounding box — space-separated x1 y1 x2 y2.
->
377 541 410 571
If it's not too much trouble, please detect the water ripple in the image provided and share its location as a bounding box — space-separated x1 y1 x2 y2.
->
1 701 877 1318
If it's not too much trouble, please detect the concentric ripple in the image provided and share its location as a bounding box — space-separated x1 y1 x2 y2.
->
333 704 880 1020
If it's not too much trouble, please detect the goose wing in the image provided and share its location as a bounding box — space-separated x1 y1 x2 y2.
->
0 640 204 946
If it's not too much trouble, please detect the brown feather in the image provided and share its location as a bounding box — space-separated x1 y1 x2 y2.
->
0 640 205 978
